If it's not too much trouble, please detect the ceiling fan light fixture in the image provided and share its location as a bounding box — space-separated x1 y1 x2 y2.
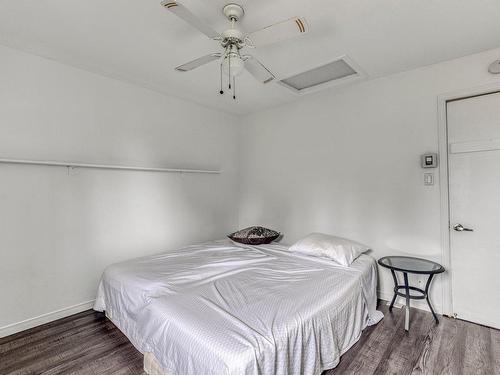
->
222 48 245 77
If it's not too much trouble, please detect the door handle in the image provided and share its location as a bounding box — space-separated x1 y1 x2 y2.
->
453 224 474 232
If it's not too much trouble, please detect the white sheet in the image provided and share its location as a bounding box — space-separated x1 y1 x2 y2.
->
94 240 383 375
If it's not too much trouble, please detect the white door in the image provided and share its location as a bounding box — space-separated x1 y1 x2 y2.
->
447 91 500 329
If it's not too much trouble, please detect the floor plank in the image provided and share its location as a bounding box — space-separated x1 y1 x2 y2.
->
0 311 145 375
0 302 498 375
491 328 500 374
327 303 404 374
463 320 493 375
373 307 435 375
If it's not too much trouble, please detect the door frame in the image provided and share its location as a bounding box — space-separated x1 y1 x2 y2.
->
437 82 500 316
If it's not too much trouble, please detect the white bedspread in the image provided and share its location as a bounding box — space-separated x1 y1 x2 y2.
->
94 240 383 375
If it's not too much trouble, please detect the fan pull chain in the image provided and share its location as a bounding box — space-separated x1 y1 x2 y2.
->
219 63 224 95
233 77 236 100
228 53 231 89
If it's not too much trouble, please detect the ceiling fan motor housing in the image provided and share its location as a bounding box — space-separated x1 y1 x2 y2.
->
222 28 243 40
221 28 244 49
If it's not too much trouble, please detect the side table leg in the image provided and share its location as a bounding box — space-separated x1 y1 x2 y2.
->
389 269 398 312
424 274 439 324
403 272 410 331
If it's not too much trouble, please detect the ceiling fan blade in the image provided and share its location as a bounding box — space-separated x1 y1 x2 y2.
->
247 17 309 47
161 1 219 39
176 53 221 72
244 56 275 84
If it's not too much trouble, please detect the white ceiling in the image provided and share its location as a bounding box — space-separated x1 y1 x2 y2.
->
1 0 500 115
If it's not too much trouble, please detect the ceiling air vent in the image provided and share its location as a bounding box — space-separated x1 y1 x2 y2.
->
279 57 362 93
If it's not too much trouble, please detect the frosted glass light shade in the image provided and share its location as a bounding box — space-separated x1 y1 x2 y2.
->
222 53 245 77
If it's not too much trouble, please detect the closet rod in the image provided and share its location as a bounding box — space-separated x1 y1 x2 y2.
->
0 158 220 174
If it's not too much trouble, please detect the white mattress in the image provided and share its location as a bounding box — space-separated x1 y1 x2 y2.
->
94 240 383 375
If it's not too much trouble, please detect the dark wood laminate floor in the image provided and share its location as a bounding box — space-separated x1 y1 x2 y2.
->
1 303 498 375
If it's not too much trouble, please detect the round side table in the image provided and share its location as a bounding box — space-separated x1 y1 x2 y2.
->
378 256 445 332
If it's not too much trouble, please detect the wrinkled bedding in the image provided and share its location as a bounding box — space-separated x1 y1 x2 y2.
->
94 240 383 375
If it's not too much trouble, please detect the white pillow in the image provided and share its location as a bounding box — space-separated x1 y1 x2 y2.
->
289 233 370 266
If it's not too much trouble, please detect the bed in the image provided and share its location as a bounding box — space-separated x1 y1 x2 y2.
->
94 239 383 375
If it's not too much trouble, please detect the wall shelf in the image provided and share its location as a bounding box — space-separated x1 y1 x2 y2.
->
0 158 221 174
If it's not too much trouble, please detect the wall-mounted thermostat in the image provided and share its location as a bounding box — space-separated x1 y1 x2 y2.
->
421 153 438 168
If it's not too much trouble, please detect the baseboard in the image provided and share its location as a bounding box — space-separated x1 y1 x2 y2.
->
378 290 442 314
0 300 95 338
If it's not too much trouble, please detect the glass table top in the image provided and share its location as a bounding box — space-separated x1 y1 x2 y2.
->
378 256 444 274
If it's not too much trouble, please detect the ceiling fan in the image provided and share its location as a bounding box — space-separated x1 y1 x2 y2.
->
161 1 309 100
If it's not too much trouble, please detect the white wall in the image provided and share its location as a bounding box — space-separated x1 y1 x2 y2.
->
2 42 500 337
239 47 500 313
0 45 240 336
